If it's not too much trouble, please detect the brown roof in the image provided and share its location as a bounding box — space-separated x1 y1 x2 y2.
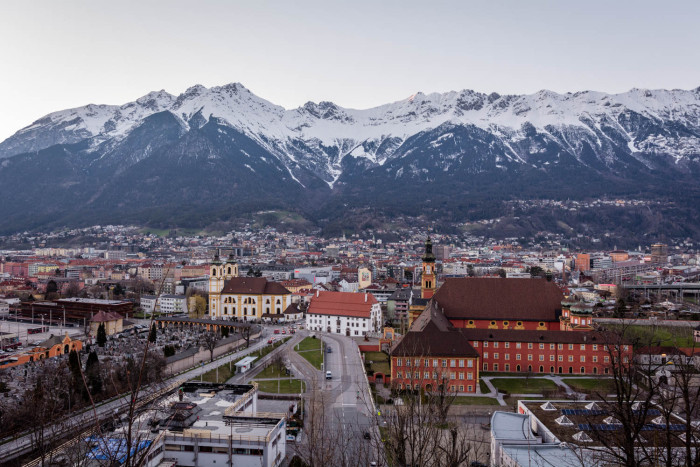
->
307 291 377 318
391 302 479 358
90 310 124 322
221 277 290 295
283 303 301 315
433 278 563 322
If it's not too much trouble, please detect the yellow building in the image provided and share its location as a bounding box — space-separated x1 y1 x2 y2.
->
89 310 124 336
208 254 291 321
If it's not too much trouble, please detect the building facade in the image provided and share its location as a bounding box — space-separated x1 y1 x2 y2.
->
306 291 382 336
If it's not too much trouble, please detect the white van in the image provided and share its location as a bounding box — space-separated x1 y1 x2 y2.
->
325 370 332 380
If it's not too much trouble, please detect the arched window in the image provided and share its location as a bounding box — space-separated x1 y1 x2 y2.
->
227 266 231 275
580 367 585 374
212 269 217 276
539 365 544 373
266 298 270 304
276 299 281 305
516 365 521 372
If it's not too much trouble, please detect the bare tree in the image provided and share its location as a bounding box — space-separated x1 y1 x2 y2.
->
201 331 219 362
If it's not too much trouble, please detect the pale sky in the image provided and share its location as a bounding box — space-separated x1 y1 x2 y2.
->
1 0 698 141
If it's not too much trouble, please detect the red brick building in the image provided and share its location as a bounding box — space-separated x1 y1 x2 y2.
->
391 302 480 393
433 277 563 331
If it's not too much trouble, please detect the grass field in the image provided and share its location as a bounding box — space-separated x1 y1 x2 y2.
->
604 324 695 348
452 396 500 406
295 337 323 369
562 378 615 393
490 378 558 394
479 380 490 394
255 361 287 379
197 337 290 383
254 378 306 394
363 351 391 375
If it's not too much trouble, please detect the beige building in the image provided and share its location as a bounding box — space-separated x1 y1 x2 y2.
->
89 310 124 336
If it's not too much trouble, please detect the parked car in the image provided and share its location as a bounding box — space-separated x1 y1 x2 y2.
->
326 346 332 353
325 370 332 380
274 329 280 334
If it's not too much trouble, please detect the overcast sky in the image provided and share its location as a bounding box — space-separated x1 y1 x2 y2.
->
1 0 698 141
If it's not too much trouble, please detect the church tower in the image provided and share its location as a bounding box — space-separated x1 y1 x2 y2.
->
224 251 239 279
421 236 436 299
208 250 224 318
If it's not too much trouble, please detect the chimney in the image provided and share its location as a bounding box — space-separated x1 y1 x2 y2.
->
365 293 368 302
316 290 319 298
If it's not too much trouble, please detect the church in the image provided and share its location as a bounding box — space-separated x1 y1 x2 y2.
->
208 253 292 321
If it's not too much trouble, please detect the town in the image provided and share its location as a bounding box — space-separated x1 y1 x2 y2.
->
0 224 699 466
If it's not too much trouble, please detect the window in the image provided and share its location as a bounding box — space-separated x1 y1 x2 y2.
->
483 352 489 359
459 372 464 380
580 367 586 374
468 385 473 392
528 343 533 349
493 363 499 371
539 343 544 350
593 356 598 363
505 364 510 371
505 342 510 348
593 344 598 351
483 363 488 371
580 356 586 362
472 341 479 347
503 321 509 327
539 355 544 361
467 373 473 380
459 359 465 367
396 371 402 379
539 322 545 328
467 360 473 368
406 359 411 367
490 321 496 326
424 359 430 367
414 359 420 366
580 344 586 350
505 353 510 360
604 356 610 363
516 354 521 360
468 320 474 326
442 359 447 367
494 353 499 359
433 359 438 367
517 321 523 327
568 344 574 350
528 354 533 361
484 341 488 348
494 342 499 348
568 355 574 362
516 342 522 349
450 359 456 367
558 343 563 350
550 343 555 350
424 371 430 379
450 385 456 391
550 355 555 361
558 355 563 361
459 385 465 392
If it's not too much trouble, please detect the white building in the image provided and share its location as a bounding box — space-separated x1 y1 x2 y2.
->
140 295 157 315
306 291 382 336
159 294 188 315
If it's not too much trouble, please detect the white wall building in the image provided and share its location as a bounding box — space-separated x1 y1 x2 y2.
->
306 291 382 336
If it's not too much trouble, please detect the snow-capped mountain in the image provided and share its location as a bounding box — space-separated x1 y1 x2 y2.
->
0 83 698 234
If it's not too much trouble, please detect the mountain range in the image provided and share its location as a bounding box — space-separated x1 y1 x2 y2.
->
1 83 699 238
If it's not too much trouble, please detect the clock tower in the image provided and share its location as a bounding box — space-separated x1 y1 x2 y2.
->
421 236 436 299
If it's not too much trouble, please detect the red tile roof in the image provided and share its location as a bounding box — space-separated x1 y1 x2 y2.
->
307 291 377 318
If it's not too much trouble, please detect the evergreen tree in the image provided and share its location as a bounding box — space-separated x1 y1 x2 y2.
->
85 351 102 396
68 349 82 386
149 323 157 343
96 323 107 347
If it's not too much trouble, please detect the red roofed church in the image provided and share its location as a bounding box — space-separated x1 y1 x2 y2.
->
306 291 382 336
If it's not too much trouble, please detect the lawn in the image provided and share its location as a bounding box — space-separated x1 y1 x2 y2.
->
452 396 500 406
562 378 615 394
256 361 287 379
295 337 324 369
253 378 306 394
363 351 391 375
479 380 490 394
605 324 695 348
196 337 290 383
490 378 558 394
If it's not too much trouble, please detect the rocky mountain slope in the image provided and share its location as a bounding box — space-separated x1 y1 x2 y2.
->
0 83 699 235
